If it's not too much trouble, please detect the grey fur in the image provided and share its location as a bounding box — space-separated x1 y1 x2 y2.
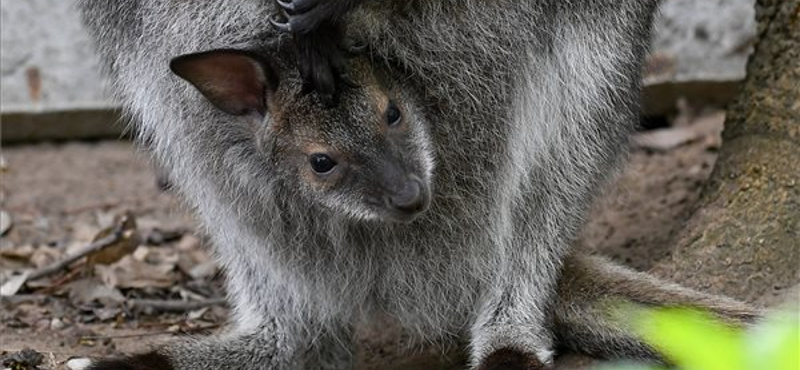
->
78 1 756 369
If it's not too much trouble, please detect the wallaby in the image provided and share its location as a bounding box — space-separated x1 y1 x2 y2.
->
78 1 759 370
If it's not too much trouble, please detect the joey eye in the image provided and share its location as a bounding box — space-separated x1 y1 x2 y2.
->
385 103 402 126
309 154 337 174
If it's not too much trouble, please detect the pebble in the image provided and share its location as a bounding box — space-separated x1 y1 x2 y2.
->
50 317 67 330
66 357 93 370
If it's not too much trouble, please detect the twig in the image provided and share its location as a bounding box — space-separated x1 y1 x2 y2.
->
80 324 222 340
25 225 125 282
80 331 177 340
0 293 48 305
129 297 227 313
36 268 83 295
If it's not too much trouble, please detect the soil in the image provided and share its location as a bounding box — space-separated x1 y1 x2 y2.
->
1 111 796 369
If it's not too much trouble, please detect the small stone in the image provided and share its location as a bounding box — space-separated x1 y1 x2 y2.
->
132 246 150 261
66 357 93 370
50 318 67 330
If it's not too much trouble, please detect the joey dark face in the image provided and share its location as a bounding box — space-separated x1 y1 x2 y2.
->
170 49 434 223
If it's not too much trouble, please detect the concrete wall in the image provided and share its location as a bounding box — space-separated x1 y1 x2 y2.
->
0 0 756 142
1 0 119 142
644 0 757 114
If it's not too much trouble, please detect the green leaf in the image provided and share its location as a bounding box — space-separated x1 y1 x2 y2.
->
632 307 745 370
746 312 799 370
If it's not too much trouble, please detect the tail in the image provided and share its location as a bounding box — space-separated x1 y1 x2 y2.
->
552 253 761 361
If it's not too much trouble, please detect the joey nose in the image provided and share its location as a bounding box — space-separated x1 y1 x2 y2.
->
389 178 429 215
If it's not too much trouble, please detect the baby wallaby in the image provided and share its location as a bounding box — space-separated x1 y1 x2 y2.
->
169 49 433 223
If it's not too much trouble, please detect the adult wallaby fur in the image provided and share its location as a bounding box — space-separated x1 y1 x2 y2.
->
79 1 759 369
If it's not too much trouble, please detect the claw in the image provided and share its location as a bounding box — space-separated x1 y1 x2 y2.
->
269 14 292 33
289 0 317 13
276 0 295 12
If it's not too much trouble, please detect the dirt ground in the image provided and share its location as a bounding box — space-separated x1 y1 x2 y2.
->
1 109 796 370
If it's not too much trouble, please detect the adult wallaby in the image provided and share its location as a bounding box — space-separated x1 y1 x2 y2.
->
79 1 758 370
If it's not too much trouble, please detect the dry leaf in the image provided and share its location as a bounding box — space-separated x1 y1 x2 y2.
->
188 307 209 320
29 246 62 269
0 244 35 261
132 245 150 262
0 271 31 296
144 227 186 245
0 210 12 236
85 211 140 268
188 260 217 280
176 234 200 251
177 247 214 279
67 277 125 305
95 256 177 289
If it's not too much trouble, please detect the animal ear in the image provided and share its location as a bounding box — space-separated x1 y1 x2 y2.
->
170 49 279 116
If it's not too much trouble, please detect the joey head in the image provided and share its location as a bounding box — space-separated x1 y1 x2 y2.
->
170 49 433 223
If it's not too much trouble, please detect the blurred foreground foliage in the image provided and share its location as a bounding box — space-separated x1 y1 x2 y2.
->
598 306 799 370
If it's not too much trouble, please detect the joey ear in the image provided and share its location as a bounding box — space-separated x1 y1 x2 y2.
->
170 49 279 116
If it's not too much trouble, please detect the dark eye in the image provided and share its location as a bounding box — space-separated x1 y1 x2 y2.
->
385 103 402 126
309 154 337 174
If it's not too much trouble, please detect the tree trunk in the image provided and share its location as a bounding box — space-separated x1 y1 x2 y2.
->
652 0 800 306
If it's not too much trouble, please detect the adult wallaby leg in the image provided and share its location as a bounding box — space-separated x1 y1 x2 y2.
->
87 323 355 370
470 277 559 370
553 254 761 362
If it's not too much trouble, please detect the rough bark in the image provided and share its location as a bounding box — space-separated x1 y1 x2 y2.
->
652 0 800 306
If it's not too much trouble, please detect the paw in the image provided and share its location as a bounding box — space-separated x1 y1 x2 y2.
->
86 352 174 370
476 347 549 370
271 0 359 35
281 19 361 105
270 0 365 104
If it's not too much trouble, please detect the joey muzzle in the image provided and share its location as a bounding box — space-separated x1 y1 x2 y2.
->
386 176 430 221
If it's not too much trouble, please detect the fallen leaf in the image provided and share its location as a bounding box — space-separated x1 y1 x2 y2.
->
132 245 150 262
29 246 62 269
633 126 702 152
188 307 209 320
633 110 724 152
1 271 31 296
176 234 200 251
67 277 125 305
95 256 177 289
85 211 140 269
0 244 35 261
1 210 12 236
188 260 217 280
144 227 186 245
